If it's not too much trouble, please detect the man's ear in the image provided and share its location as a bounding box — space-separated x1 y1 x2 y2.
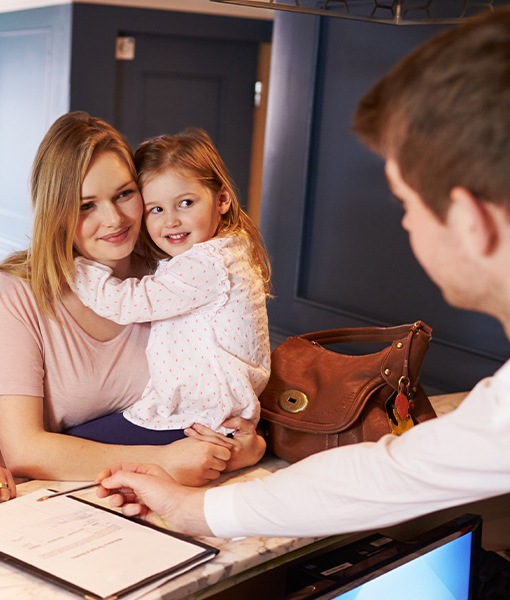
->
217 188 232 215
448 186 498 256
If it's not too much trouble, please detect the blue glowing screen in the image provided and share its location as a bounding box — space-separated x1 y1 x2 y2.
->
334 532 472 600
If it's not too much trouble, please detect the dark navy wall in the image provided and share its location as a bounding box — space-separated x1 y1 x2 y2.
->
69 3 271 207
70 3 272 121
260 13 510 393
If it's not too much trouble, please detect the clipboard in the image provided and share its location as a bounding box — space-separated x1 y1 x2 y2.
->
0 489 218 599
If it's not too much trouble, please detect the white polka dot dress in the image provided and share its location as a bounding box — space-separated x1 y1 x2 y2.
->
73 236 270 435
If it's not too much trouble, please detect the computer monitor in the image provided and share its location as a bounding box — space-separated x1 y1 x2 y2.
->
286 513 482 600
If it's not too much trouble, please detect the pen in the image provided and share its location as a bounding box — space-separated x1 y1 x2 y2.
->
37 483 99 502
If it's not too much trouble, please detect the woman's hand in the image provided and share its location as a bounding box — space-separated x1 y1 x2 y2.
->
184 417 266 473
160 437 232 487
96 463 212 536
0 467 16 502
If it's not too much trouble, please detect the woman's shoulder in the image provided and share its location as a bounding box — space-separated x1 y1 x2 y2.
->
0 273 48 342
0 271 32 297
0 271 42 318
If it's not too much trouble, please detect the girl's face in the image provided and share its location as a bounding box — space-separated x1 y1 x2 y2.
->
142 169 231 257
74 152 143 270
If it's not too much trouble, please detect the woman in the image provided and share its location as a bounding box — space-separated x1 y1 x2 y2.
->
0 467 15 502
0 111 264 485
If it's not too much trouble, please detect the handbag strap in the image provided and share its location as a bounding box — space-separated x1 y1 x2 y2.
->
298 321 431 346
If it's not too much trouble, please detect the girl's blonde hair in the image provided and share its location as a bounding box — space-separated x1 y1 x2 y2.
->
0 111 138 317
135 128 272 295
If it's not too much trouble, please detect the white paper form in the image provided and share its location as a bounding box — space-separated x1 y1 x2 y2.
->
0 490 217 599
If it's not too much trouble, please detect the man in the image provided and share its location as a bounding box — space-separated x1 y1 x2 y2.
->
96 8 510 538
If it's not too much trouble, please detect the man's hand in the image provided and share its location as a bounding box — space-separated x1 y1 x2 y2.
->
96 463 213 536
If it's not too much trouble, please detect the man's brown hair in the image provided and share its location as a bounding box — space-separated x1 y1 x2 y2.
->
352 8 510 220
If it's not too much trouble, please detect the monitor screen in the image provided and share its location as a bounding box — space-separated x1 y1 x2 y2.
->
286 514 482 600
332 531 473 599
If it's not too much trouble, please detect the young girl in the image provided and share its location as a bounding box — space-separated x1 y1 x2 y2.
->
73 129 271 441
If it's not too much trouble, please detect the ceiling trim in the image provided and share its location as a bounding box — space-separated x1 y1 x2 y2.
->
0 0 274 18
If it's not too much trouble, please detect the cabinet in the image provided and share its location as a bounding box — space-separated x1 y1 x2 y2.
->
260 12 510 392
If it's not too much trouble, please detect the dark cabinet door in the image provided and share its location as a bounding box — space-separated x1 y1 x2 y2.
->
114 33 259 207
70 5 271 208
261 13 510 393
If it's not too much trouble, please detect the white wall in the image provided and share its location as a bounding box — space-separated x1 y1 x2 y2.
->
0 5 72 259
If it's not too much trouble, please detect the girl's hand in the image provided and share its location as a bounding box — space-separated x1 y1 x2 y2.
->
0 467 16 502
160 437 231 487
185 417 266 472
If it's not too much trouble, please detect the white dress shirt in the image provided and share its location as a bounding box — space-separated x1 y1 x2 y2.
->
205 359 510 536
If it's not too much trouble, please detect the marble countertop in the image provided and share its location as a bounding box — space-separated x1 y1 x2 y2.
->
429 391 467 416
0 392 469 600
0 457 330 600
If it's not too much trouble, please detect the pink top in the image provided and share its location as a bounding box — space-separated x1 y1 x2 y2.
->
73 236 270 434
0 272 150 432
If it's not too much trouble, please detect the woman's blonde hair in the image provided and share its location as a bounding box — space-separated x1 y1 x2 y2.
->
0 111 138 317
135 128 272 295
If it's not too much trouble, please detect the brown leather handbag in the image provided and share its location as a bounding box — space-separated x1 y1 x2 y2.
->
259 321 437 463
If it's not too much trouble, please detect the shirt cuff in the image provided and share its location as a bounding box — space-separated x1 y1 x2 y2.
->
204 484 243 538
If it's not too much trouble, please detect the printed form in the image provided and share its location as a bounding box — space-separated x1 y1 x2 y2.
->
0 490 217 599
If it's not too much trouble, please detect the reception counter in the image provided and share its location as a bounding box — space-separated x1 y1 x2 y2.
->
3 391 510 600
0 458 352 600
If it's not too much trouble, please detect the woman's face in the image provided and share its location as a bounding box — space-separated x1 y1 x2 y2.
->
74 152 143 270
